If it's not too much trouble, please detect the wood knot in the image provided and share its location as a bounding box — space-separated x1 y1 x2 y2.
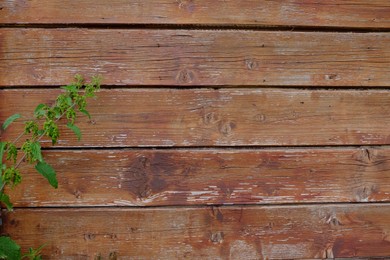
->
84 233 96 241
177 0 195 12
176 69 195 84
110 233 118 239
219 121 236 136
109 252 118 260
356 148 374 164
244 58 259 70
74 190 82 199
354 185 378 202
139 156 150 168
203 112 220 125
210 231 224 244
325 74 340 80
254 114 266 122
326 215 342 227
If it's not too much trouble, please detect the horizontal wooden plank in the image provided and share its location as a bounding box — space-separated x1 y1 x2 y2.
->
0 29 389 87
1 1 389 29
2 204 390 258
2 89 390 147
6 148 390 207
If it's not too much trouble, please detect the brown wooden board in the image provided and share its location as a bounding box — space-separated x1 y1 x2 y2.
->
6 148 390 207
0 29 389 87
2 204 390 258
1 1 389 29
2 89 390 147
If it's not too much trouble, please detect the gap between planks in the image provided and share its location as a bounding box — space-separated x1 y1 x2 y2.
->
6 201 390 210
1 23 390 33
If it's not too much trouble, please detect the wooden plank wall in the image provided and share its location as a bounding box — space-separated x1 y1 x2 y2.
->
1 1 390 259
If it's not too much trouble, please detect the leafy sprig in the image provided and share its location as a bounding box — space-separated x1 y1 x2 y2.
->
1 74 100 208
0 75 101 259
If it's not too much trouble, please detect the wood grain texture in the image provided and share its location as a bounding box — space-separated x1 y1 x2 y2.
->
1 0 389 29
1 29 389 87
6 148 390 207
2 204 390 258
2 89 390 147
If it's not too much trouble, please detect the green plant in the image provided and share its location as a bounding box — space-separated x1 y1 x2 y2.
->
0 75 101 259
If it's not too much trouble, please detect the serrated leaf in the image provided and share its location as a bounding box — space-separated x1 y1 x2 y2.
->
79 109 91 119
35 161 58 189
66 123 82 141
0 142 6 173
53 107 62 119
34 104 47 118
0 193 13 211
61 84 78 93
2 114 21 130
31 142 43 162
0 236 21 260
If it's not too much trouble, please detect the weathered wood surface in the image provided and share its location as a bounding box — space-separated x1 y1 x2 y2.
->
1 29 389 87
2 204 390 258
6 148 390 207
1 0 389 29
2 89 390 147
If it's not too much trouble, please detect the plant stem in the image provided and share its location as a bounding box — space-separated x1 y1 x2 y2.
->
13 103 77 170
3 131 25 154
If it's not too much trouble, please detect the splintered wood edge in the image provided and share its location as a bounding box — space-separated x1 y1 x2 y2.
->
5 147 390 206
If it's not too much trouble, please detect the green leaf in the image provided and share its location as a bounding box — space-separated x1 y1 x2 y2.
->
66 123 81 141
21 140 42 164
3 167 22 188
22 244 45 260
31 142 43 163
74 74 84 87
35 161 58 189
61 84 78 93
79 109 91 119
43 120 59 145
0 193 13 211
0 236 21 260
5 144 18 164
2 114 21 130
53 107 62 119
34 104 47 118
24 121 39 137
0 142 6 172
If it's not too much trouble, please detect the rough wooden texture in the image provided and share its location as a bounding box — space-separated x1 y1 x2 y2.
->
2 89 390 147
1 2 390 258
1 0 389 29
6 148 390 207
2 205 390 258
1 29 389 87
